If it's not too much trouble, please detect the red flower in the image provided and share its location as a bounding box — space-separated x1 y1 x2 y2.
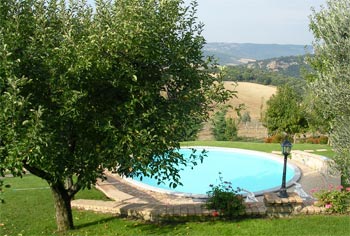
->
310 188 318 194
336 185 344 190
212 210 219 217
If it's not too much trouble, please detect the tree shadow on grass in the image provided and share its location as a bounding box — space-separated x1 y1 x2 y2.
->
125 221 190 235
126 217 247 235
73 216 117 230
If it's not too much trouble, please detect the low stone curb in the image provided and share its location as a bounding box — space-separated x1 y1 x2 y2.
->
72 199 269 221
72 198 326 221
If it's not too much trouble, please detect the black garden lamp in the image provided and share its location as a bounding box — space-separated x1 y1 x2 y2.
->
279 139 292 198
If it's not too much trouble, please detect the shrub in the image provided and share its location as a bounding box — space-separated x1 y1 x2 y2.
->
303 136 328 144
306 137 319 144
312 185 350 214
319 136 328 144
264 136 273 143
211 106 239 141
205 172 245 218
224 118 238 141
264 133 284 143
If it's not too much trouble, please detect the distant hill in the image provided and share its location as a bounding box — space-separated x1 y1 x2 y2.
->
203 42 312 65
245 55 311 78
223 82 276 121
221 55 309 95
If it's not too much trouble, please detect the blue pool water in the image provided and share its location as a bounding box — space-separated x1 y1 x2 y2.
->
132 147 298 195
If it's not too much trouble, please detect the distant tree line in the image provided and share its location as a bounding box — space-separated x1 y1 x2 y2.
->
222 65 306 94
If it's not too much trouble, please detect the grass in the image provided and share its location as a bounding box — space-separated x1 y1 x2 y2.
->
182 141 334 157
1 143 346 236
1 175 349 236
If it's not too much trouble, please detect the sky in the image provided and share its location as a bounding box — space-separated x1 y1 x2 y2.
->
86 0 327 45
184 0 327 45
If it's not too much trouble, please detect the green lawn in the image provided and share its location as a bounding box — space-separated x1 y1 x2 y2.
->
1 143 347 236
182 141 334 157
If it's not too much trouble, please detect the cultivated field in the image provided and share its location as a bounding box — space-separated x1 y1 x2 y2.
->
198 82 277 140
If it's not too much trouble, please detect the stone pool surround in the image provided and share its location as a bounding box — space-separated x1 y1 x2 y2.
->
291 150 333 175
72 150 338 221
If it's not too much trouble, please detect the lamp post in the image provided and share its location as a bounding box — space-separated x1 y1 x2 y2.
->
279 139 292 198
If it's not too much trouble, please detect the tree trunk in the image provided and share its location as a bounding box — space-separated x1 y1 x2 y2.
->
50 184 74 232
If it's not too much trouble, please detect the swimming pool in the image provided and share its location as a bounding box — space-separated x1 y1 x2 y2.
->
129 147 301 197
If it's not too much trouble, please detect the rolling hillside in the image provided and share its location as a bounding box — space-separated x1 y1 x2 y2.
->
245 55 310 79
198 82 277 140
223 82 276 120
203 43 312 65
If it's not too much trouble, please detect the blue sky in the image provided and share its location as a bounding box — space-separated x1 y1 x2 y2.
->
87 0 327 45
185 0 327 45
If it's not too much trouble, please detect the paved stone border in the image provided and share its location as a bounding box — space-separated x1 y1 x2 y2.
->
72 191 326 222
72 199 267 222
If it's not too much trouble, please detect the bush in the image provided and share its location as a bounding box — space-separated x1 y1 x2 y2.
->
301 136 328 144
264 133 284 143
264 137 273 143
224 118 238 141
306 137 319 144
312 185 350 214
319 136 328 144
205 172 245 218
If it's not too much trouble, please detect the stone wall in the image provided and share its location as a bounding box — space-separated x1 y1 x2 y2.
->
291 150 332 175
72 192 327 221
263 192 326 217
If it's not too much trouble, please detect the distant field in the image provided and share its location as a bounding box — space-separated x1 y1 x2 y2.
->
198 82 276 140
223 82 276 120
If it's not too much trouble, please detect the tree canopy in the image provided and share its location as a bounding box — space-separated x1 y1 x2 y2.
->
0 0 232 231
308 0 350 186
262 85 308 141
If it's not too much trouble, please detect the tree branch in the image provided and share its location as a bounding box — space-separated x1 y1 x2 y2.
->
22 163 54 183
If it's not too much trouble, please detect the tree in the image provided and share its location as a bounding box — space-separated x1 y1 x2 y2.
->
0 0 232 231
308 0 350 186
224 117 238 141
240 111 251 127
303 90 332 138
262 85 308 142
211 106 228 141
211 106 238 141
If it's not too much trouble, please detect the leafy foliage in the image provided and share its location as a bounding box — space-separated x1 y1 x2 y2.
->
303 90 332 135
211 106 238 141
205 172 245 218
308 0 350 186
313 185 350 214
262 85 308 138
0 0 232 231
